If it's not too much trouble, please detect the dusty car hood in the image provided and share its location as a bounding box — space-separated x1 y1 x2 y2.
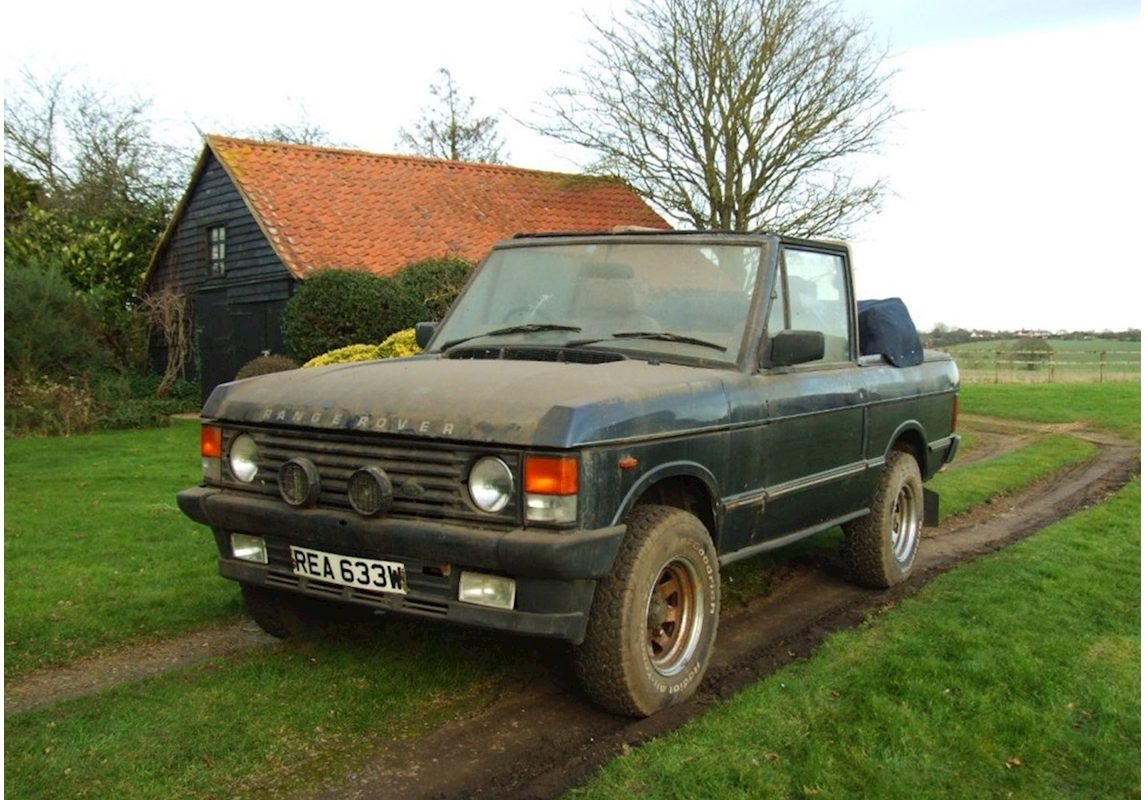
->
201 356 734 448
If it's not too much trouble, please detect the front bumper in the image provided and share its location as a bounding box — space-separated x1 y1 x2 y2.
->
178 486 626 643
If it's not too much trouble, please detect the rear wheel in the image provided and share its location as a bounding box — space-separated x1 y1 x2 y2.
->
240 584 341 638
843 451 924 588
575 505 720 717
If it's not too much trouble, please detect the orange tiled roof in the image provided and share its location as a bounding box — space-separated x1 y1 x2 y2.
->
206 135 670 279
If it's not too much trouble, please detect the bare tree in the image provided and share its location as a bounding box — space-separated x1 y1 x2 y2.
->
398 68 507 164
4 70 194 366
534 0 898 236
251 104 333 146
252 121 332 147
4 69 190 215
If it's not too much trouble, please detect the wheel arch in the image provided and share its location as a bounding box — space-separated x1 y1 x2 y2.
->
884 421 928 474
612 461 720 540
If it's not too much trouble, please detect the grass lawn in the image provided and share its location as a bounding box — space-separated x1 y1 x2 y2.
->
4 421 242 677
2 384 1139 799
960 382 1140 440
3 621 543 799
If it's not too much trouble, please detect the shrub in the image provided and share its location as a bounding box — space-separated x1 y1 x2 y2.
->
235 354 300 380
392 257 473 324
281 270 413 362
377 328 422 358
3 259 112 381
303 344 384 368
303 329 422 368
1006 338 1054 371
3 370 200 437
4 375 95 437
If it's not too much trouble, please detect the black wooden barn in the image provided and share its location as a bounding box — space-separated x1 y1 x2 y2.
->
142 135 669 396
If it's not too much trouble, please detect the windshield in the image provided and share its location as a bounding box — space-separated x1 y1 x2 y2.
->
431 240 762 365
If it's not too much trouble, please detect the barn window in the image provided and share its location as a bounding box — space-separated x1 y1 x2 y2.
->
208 225 227 276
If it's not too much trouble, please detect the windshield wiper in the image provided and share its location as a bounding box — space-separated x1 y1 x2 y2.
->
566 331 728 352
440 324 582 352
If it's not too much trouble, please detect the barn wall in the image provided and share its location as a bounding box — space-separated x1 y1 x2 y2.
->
148 153 297 397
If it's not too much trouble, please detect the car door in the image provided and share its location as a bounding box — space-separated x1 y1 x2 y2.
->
750 244 869 541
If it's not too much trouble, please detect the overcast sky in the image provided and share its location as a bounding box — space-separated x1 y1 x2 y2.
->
3 0 1143 332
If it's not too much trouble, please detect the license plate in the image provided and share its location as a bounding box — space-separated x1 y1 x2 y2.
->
289 546 407 594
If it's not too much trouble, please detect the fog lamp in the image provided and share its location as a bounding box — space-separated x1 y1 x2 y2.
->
348 466 393 516
458 571 516 610
231 533 268 564
279 458 321 507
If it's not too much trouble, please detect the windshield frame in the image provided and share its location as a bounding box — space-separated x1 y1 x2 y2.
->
426 233 778 370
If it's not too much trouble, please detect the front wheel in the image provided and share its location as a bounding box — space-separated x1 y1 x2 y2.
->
575 505 720 717
843 451 924 588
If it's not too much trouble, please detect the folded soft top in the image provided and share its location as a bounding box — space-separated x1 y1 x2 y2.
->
858 298 923 367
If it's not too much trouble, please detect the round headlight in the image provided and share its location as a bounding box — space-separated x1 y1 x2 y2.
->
468 457 514 513
228 434 259 483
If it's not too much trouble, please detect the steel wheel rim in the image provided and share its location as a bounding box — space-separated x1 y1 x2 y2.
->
645 557 704 677
890 483 921 564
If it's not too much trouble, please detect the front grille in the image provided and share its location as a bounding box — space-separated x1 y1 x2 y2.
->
224 427 519 525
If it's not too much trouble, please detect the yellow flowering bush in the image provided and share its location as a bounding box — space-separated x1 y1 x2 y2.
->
377 328 421 359
302 329 422 368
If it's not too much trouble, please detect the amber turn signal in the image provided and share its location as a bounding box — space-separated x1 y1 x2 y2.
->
201 426 223 458
524 455 579 495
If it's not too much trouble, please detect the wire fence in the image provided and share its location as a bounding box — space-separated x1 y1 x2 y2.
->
944 348 1141 384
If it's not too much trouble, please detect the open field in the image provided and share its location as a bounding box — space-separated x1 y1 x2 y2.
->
944 338 1140 383
3 382 1140 799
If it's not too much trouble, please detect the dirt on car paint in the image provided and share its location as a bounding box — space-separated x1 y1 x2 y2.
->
4 419 1139 800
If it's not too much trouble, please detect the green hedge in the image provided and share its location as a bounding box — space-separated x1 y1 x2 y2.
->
394 257 472 320
281 258 472 363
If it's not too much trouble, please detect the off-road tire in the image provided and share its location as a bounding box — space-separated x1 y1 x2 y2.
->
574 505 720 717
843 451 924 588
240 584 340 639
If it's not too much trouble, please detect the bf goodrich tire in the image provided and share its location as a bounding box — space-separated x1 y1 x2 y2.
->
843 451 924 588
575 505 720 717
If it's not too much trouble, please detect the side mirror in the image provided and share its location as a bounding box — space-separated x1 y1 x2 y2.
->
415 322 437 349
768 329 825 367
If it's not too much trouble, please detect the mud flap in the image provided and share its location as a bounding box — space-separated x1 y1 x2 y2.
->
924 488 940 527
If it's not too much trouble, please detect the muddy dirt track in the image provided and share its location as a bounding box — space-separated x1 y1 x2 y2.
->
5 417 1140 799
